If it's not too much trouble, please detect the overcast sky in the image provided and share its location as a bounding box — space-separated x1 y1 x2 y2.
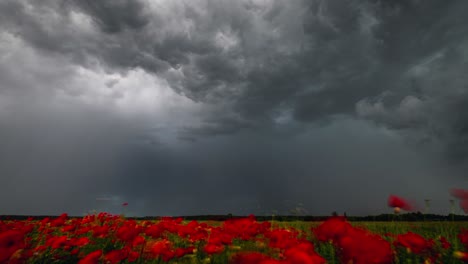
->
1 0 468 216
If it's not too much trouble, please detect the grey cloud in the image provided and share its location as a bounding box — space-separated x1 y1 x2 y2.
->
4 0 467 120
73 0 150 34
2 0 468 216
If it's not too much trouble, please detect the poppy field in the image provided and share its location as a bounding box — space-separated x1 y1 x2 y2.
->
2 194 468 264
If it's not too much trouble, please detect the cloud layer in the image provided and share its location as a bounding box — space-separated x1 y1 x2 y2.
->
1 0 468 216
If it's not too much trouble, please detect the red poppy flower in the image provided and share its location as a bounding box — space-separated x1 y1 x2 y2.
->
230 252 278 264
72 237 90 247
313 216 352 243
388 195 413 211
78 250 102 264
459 230 468 249
461 200 468 214
92 225 110 238
204 243 225 255
394 232 434 255
174 247 195 258
132 235 145 247
128 250 140 262
451 189 468 200
61 225 76 233
48 235 69 249
145 225 164 238
284 247 327 264
338 228 393 264
0 230 25 263
122 202 129 206
105 249 128 264
265 229 299 250
147 240 175 261
440 236 451 249
116 225 141 243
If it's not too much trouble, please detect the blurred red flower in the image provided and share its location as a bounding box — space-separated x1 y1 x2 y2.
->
394 232 434 255
122 202 129 207
174 246 195 258
72 237 90 247
459 230 468 249
338 228 393 264
128 250 140 262
461 200 468 214
116 225 141 243
204 243 225 255
284 246 327 264
265 229 300 250
388 195 413 211
451 189 468 200
440 236 451 249
132 235 145 247
313 216 352 243
92 226 110 238
104 249 128 264
230 252 278 264
78 250 102 264
0 230 25 263
147 240 175 261
314 217 392 264
47 235 69 249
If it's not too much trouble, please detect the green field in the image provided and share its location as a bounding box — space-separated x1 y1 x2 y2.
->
293 220 468 264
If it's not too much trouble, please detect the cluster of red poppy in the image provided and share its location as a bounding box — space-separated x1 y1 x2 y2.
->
314 216 393 263
0 212 326 264
0 194 467 263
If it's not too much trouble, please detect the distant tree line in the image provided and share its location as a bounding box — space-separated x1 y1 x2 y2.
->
2 212 468 221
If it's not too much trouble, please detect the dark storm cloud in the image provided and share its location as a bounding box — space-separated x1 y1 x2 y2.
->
353 0 468 160
1 0 468 216
3 0 466 153
73 0 150 34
